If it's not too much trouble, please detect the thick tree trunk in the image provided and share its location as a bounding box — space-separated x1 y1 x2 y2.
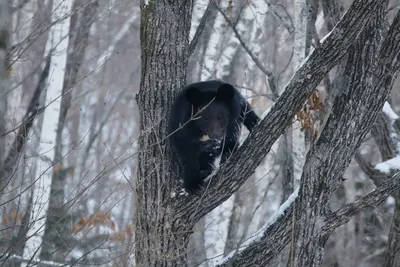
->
135 1 400 266
290 3 400 266
135 1 193 266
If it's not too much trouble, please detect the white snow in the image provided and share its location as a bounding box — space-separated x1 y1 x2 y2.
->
375 155 400 174
383 101 399 121
320 29 334 44
375 102 400 174
261 106 272 120
212 188 299 265
6 254 70 267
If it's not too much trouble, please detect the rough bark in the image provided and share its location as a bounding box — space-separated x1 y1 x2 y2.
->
179 0 389 226
371 112 398 161
290 5 400 267
135 0 193 265
383 192 400 267
136 0 400 266
365 86 400 267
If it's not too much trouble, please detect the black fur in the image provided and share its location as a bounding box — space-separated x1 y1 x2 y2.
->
168 80 260 193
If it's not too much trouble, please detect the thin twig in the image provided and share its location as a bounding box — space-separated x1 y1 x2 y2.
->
189 0 217 56
215 1 278 97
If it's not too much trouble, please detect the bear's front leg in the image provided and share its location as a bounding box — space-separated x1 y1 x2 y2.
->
220 139 239 165
183 164 206 193
183 152 215 193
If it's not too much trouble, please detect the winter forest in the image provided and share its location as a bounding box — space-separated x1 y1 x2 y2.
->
0 0 400 266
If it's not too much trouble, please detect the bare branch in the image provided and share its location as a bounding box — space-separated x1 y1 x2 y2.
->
288 6 400 267
266 1 295 35
323 173 400 235
383 191 400 267
214 2 278 97
180 0 387 226
1 55 51 191
11 0 30 13
188 0 216 57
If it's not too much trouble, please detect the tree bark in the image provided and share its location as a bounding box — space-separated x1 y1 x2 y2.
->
383 192 400 267
290 4 400 267
136 0 400 266
135 0 193 265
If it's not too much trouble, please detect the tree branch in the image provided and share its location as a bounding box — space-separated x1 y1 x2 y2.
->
188 0 216 57
208 4 400 267
266 1 295 36
323 173 400 235
1 55 51 191
289 6 400 267
216 171 400 266
355 152 388 186
214 2 278 97
178 0 387 226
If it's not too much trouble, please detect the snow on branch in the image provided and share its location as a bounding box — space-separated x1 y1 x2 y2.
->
375 102 400 174
180 0 385 225
382 101 399 121
375 156 400 174
214 189 299 266
4 254 72 267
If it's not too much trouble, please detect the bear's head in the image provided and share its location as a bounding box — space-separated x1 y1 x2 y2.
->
185 83 235 141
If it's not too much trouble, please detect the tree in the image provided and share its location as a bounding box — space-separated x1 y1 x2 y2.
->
135 1 400 267
21 0 73 263
0 0 10 187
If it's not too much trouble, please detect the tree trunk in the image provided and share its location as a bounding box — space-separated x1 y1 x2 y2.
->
135 1 400 266
290 3 400 266
135 1 193 265
21 0 73 263
40 0 98 261
0 0 10 189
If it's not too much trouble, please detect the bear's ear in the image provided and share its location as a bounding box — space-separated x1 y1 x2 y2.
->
216 83 235 101
185 87 203 106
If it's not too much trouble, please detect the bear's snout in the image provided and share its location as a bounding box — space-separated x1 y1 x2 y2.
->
208 132 224 140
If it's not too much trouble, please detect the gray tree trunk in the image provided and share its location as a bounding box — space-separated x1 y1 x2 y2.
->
135 0 193 265
39 0 99 261
0 0 10 188
289 3 400 266
136 0 400 266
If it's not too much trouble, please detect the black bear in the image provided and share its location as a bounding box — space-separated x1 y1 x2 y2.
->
168 80 260 193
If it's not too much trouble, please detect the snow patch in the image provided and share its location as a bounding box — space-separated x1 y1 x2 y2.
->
375 156 400 174
213 188 299 265
320 29 334 44
383 101 399 121
261 106 272 120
